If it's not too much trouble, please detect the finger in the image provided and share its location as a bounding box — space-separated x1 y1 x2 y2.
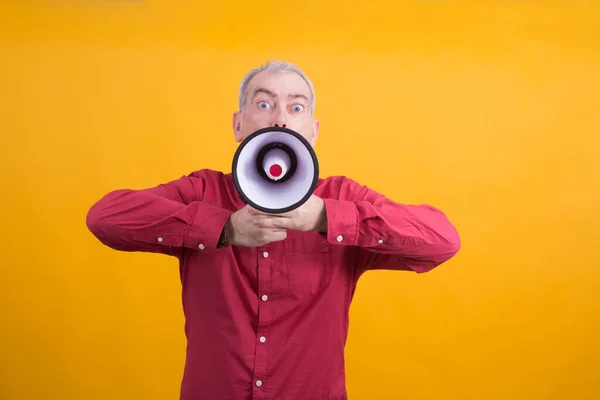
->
275 209 299 218
256 231 286 246
267 230 288 242
248 207 290 218
255 217 292 230
247 206 263 215
263 212 292 219
270 217 291 229
252 215 271 226
255 217 283 229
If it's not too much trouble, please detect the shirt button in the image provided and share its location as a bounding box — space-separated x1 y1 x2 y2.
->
377 239 383 244
256 380 262 387
261 295 268 301
157 237 164 243
259 336 266 343
263 252 269 258
336 235 343 242
198 243 205 250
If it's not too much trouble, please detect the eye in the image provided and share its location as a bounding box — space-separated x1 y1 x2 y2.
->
258 101 271 109
292 104 304 112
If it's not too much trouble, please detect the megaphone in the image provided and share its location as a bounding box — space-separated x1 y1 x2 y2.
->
232 126 319 214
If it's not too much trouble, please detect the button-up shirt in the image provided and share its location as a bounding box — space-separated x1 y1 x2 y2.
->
86 169 460 400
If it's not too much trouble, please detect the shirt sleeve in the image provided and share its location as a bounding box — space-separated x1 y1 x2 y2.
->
86 173 232 257
321 177 460 274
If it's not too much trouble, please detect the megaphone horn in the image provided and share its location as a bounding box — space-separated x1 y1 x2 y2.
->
256 142 297 183
232 127 319 214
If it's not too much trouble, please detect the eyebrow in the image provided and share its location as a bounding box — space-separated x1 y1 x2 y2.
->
252 88 277 99
288 93 309 103
252 87 310 103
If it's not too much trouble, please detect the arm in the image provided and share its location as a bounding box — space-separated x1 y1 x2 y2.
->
320 177 460 274
85 173 232 257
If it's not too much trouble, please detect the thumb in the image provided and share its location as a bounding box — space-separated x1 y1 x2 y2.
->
246 205 262 215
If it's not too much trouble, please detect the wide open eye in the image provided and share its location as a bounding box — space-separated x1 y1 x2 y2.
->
292 104 304 112
258 101 272 109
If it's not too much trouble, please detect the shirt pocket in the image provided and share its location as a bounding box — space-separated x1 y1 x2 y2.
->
284 232 334 298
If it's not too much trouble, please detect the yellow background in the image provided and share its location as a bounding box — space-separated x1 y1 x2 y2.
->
1 1 599 399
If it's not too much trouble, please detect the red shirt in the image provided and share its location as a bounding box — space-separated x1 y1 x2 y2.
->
86 169 460 400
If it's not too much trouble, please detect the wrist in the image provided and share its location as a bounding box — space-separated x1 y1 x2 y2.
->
217 215 234 248
315 198 328 233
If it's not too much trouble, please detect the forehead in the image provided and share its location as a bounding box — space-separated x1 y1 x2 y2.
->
247 71 311 98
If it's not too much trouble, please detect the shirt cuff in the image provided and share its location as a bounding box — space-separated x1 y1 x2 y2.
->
185 202 232 253
322 198 359 246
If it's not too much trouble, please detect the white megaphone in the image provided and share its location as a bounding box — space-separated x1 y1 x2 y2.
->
232 127 319 214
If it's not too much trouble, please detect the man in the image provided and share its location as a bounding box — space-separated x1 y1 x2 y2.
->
86 60 461 400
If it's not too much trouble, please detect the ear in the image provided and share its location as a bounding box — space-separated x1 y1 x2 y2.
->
233 111 243 142
309 119 320 146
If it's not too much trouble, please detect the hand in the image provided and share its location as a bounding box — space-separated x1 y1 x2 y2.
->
265 195 328 233
227 204 288 247
228 195 327 247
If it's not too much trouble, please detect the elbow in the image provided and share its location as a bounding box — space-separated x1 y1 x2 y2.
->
432 224 461 265
413 237 459 274
85 202 102 236
85 189 129 232
85 193 122 246
411 204 461 265
446 224 461 257
85 198 109 242
441 236 461 264
395 207 461 274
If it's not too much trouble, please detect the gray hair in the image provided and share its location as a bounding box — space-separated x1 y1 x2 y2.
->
238 60 316 115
